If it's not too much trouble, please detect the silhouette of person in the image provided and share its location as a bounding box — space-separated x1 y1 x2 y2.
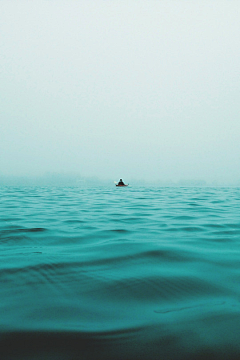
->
118 179 125 185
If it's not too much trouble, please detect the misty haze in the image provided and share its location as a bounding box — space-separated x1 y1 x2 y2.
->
1 1 240 185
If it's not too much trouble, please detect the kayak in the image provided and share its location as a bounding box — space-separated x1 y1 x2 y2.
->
116 184 128 187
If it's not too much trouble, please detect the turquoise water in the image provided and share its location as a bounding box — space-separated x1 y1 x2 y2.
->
1 186 240 359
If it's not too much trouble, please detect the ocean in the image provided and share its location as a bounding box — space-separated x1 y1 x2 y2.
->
1 185 240 360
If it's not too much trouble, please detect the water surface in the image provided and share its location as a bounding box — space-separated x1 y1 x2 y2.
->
1 186 240 359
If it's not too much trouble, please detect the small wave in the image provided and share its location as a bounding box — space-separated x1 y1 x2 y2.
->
173 215 196 220
1 227 46 235
154 299 228 314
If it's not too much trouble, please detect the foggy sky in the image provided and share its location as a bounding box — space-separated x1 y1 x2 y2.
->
1 1 240 184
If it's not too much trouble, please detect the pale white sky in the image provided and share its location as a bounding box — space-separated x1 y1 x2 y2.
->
1 1 240 183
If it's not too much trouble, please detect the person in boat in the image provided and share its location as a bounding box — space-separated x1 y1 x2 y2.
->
118 179 125 185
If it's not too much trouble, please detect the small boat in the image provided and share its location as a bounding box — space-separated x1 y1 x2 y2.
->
115 179 129 187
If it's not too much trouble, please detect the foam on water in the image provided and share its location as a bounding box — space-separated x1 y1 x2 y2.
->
1 186 240 359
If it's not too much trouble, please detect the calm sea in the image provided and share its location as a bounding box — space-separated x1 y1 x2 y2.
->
1 186 240 360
